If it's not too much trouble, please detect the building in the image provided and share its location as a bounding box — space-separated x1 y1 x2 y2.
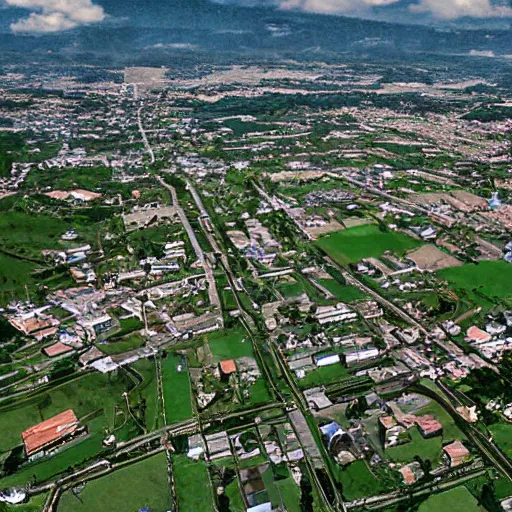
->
315 353 340 368
399 461 424 485
22 410 81 458
219 359 237 378
443 440 470 467
415 415 443 438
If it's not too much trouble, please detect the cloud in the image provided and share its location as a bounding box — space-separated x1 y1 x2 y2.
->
409 0 512 19
6 0 105 33
226 0 512 19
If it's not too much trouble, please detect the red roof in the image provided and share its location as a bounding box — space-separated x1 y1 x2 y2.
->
219 360 237 374
44 342 73 357
416 415 442 436
22 410 79 455
443 440 470 466
466 326 492 344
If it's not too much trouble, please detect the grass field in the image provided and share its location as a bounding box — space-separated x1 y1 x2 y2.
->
0 371 132 454
489 423 512 460
57 452 171 512
207 327 254 362
99 333 146 355
339 460 388 501
225 478 245 511
386 427 442 465
317 279 366 303
173 455 214 512
298 363 349 389
0 420 105 488
161 353 194 424
130 358 162 432
438 261 512 307
25 165 112 191
0 253 38 305
316 224 420 265
276 281 306 299
418 486 480 512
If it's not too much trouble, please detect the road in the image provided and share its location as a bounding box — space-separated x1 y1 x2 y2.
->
156 175 223 322
137 106 155 164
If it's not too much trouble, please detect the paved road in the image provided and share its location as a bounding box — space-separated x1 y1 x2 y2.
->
137 106 155 164
156 176 222 319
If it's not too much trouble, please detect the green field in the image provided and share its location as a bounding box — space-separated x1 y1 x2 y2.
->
173 455 214 512
298 363 349 389
489 423 512 460
317 279 366 303
57 452 171 512
161 353 194 424
438 261 512 307
418 486 480 512
339 460 388 501
0 371 133 454
0 253 38 305
0 420 105 488
316 224 420 265
25 165 112 191
207 327 254 362
386 426 442 465
99 333 146 355
130 358 162 432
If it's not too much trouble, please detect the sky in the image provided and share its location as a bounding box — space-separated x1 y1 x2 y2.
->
1 0 512 33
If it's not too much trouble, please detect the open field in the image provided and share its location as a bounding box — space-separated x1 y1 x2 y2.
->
317 279 366 302
418 486 480 512
99 333 146 355
386 426 442 465
130 358 161 432
0 253 38 305
316 225 420 265
489 423 512 460
161 353 194 424
298 363 349 389
438 261 512 306
339 460 388 501
57 452 171 512
0 371 132 454
173 455 214 512
207 327 253 362
25 165 112 191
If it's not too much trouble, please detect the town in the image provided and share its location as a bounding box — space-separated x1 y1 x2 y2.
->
0 5 512 512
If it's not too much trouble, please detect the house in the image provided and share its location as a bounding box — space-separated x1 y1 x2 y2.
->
443 440 470 467
415 415 442 438
43 342 73 358
22 410 81 458
219 360 237 378
466 326 492 344
399 461 424 485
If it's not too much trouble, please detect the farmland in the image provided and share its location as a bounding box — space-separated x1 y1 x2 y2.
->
57 452 171 512
161 353 194 424
316 225 421 265
173 455 214 512
418 486 480 512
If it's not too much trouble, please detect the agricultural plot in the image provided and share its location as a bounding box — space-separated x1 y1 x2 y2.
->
338 460 389 501
130 358 162 432
489 423 512 460
418 486 480 512
316 225 420 265
173 455 214 512
57 452 171 512
317 279 366 303
298 364 350 389
438 261 512 308
161 353 194 424
207 327 254 362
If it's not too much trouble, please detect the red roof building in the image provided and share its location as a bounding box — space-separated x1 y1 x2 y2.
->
22 410 80 456
415 415 443 438
43 342 73 358
219 360 237 375
466 326 492 344
443 440 470 467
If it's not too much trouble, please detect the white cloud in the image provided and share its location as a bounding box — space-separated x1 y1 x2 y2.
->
409 0 512 19
6 0 105 33
253 0 512 19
